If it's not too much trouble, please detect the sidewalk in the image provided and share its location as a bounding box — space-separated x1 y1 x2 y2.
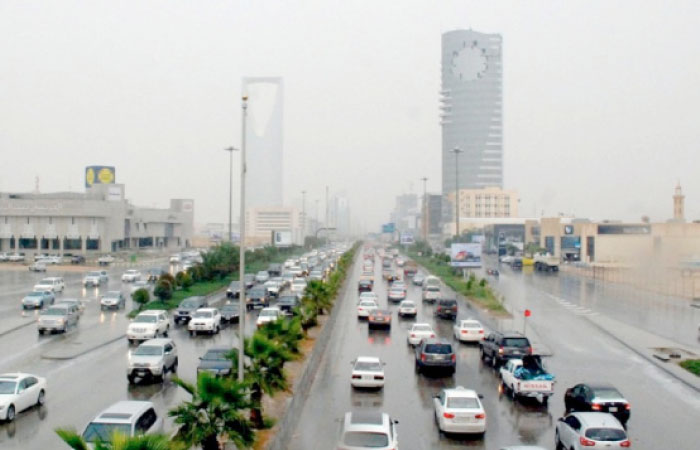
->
585 313 700 392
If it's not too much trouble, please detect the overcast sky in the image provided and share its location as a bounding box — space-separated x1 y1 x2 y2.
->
2 1 700 231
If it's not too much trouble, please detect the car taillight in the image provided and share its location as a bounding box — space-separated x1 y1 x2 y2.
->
625 403 631 410
461 330 468 334
620 440 631 447
443 412 455 419
430 333 436 338
437 306 442 311
498 346 504 355
475 413 485 419
478 330 484 334
591 403 601 411
410 333 416 337
351 375 361 379
528 346 533 354
421 354 426 362
451 354 456 362
374 375 384 380
579 436 596 446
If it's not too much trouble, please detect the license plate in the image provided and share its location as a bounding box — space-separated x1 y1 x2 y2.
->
609 407 618 412
454 416 472 423
136 370 146 376
513 350 521 354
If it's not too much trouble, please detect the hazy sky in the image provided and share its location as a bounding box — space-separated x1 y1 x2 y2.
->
2 1 700 231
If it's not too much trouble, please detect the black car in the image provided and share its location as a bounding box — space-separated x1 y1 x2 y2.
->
226 281 241 299
197 347 233 376
415 338 455 375
277 295 299 315
246 287 269 311
358 279 373 292
174 296 208 325
479 331 532 368
268 263 283 277
70 255 86 264
434 298 458 320
220 302 240 323
564 383 630 425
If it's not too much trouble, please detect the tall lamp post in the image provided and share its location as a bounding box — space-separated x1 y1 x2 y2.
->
301 190 306 245
451 147 463 238
420 177 428 241
224 147 238 242
237 96 248 383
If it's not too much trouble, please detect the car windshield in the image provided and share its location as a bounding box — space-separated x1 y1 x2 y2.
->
83 423 132 442
425 344 452 354
593 388 624 400
181 299 201 308
39 279 53 284
133 315 157 323
462 321 481 329
279 297 296 304
133 345 163 356
222 303 238 311
504 338 529 347
104 291 121 298
360 301 376 307
87 272 100 277
355 361 382 372
585 428 627 441
203 350 228 360
193 311 213 318
260 310 278 317
447 397 480 408
26 292 43 298
293 280 305 285
426 286 440 292
342 431 389 447
229 281 240 288
413 325 432 332
401 302 415 307
41 308 66 316
0 381 17 394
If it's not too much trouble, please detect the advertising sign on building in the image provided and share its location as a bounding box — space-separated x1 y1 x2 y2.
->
400 232 414 245
273 230 293 247
450 243 482 268
85 166 116 188
471 234 485 243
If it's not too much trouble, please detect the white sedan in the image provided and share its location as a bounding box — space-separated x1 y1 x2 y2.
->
398 300 417 317
357 300 378 318
350 356 385 389
407 323 435 346
453 319 485 342
0 373 47 422
434 386 486 436
121 269 142 282
256 307 282 327
188 308 221 335
358 292 378 304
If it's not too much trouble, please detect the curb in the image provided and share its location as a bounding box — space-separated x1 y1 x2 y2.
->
267 252 358 450
41 333 126 360
0 319 37 337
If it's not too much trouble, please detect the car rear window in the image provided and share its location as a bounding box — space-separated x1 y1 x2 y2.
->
503 338 529 347
592 388 624 400
447 397 480 408
585 428 627 441
424 344 452 354
440 300 457 305
342 431 389 447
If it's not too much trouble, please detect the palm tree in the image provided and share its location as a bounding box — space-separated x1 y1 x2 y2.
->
257 316 304 355
305 280 332 314
169 373 254 450
55 428 181 450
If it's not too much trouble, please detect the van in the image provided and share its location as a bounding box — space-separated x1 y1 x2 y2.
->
33 277 65 293
82 401 163 443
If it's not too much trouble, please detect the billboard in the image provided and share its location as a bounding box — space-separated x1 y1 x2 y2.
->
400 232 414 245
85 166 116 188
381 223 395 234
450 243 482 268
273 230 293 247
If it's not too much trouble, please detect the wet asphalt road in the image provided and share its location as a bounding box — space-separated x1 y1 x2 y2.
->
0 261 264 448
289 255 700 450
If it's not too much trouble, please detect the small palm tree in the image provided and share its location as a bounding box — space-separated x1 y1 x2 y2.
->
305 280 332 314
257 316 304 355
55 428 180 450
169 373 254 450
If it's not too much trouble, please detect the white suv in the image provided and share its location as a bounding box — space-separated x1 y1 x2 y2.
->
127 338 178 383
188 308 221 335
337 411 399 450
127 310 170 344
33 277 65 293
82 401 163 443
556 412 631 449
121 269 142 282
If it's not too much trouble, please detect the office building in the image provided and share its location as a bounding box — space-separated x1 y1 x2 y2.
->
246 207 302 246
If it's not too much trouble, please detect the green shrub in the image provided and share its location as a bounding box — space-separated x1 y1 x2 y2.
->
131 288 150 310
154 279 173 301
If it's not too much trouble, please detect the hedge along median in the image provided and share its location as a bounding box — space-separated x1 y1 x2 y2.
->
407 248 507 314
128 244 305 318
680 359 700 377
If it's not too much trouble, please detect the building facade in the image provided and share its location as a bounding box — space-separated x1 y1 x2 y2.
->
441 29 503 195
245 207 302 247
445 187 518 220
0 184 193 255
243 77 284 208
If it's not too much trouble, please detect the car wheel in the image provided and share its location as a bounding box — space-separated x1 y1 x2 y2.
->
510 386 517 400
542 396 549 406
36 389 45 406
172 358 178 373
554 431 563 450
6 404 15 422
491 356 498 368
414 361 421 374
163 326 169 337
190 330 195 337
156 369 165 382
215 325 220 334
479 348 486 360
38 329 44 335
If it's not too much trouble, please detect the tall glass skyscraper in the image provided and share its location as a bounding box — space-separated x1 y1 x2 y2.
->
440 30 503 195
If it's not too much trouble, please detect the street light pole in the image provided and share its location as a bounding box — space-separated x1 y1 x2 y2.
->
325 186 330 245
224 147 238 242
238 96 248 383
301 190 306 245
420 177 428 241
451 147 463 238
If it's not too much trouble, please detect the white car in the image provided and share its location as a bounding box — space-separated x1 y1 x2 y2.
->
256 307 282 327
28 262 47 272
358 292 378 304
357 299 378 318
127 338 178 383
127 310 170 344
434 386 486 436
121 269 142 282
555 412 631 449
350 356 385 389
83 271 108 287
398 300 417 317
100 291 126 310
264 280 281 297
291 278 307 294
169 254 182 264
130 280 153 296
82 401 163 443
97 254 115 266
188 308 221 335
7 253 25 262
337 411 398 450
255 271 270 283
0 373 47 422
407 323 435 346
33 277 65 293
453 319 485 342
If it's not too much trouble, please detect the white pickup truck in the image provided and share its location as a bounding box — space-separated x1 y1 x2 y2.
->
499 356 555 405
533 253 559 272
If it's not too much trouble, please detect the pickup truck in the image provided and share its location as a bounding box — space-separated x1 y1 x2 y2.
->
533 253 559 272
499 355 554 405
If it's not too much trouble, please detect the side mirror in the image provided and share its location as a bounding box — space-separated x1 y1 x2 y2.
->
558 417 565 422
478 394 484 399
393 419 399 424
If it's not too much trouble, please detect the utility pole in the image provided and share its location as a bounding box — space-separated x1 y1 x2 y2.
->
315 199 319 236
325 186 330 245
420 177 428 242
237 95 248 383
224 147 238 242
301 190 306 244
451 147 463 238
